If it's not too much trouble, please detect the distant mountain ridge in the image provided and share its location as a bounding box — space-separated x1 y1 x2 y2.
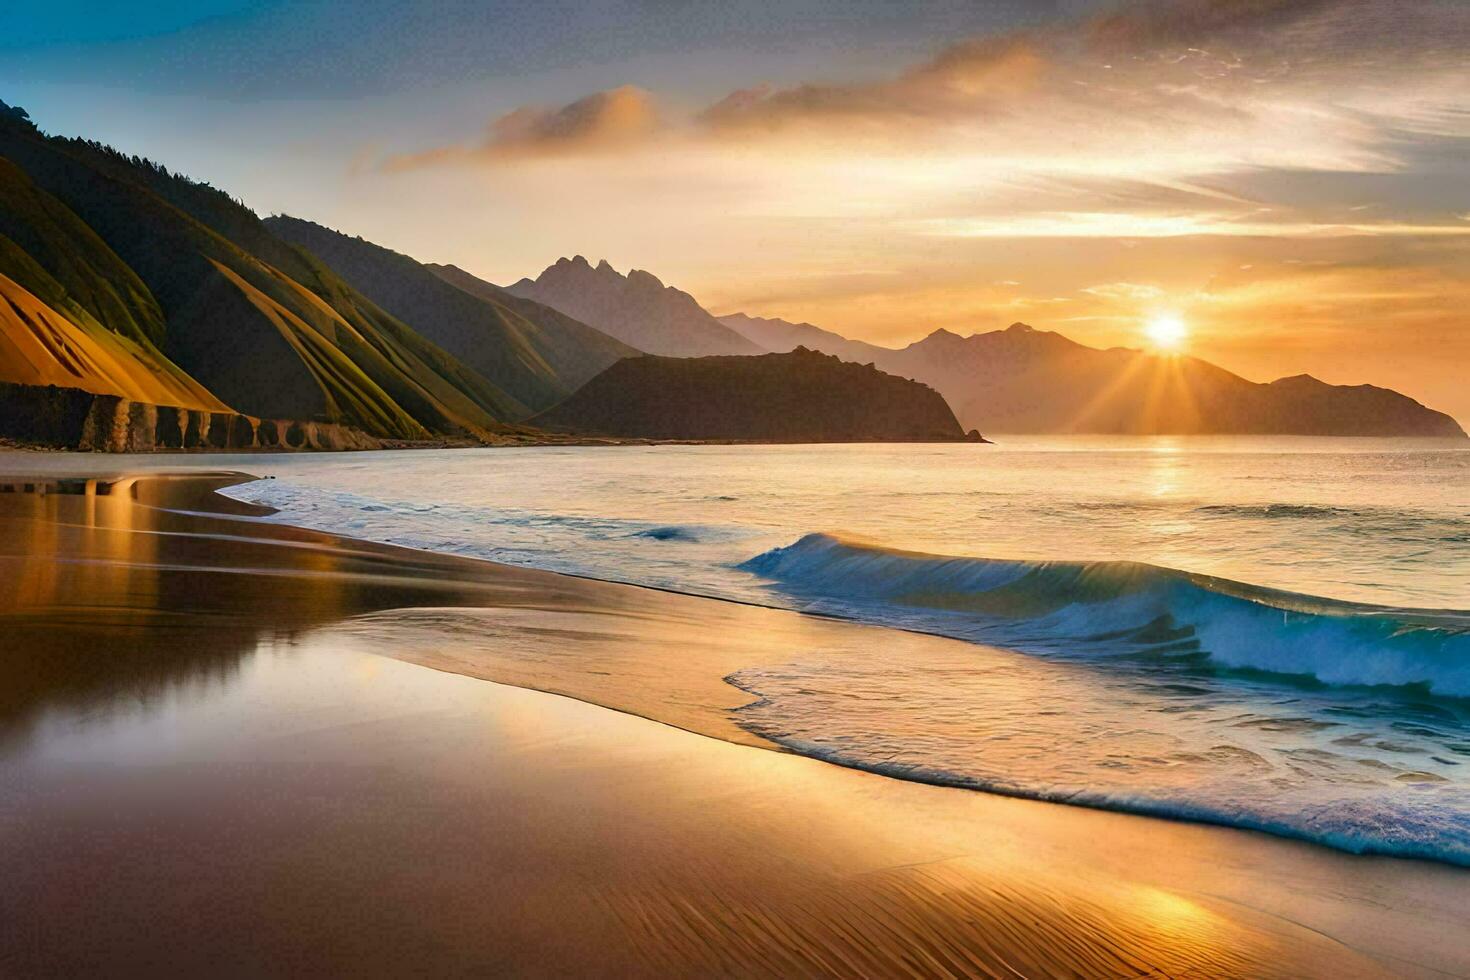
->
718 312 890 365
722 315 1465 438
532 347 981 443
508 256 762 357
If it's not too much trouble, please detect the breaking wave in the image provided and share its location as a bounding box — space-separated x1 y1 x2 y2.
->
739 533 1470 698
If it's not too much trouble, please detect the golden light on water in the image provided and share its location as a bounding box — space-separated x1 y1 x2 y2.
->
1145 314 1188 351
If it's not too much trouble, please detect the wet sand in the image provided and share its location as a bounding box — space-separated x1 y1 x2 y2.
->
1 469 1467 977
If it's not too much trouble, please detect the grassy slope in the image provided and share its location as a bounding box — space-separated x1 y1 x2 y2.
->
267 217 637 414
0 157 166 348
428 261 641 389
0 114 518 438
0 159 227 410
0 271 227 410
57 146 530 423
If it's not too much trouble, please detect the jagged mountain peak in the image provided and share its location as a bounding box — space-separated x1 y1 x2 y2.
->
507 257 761 358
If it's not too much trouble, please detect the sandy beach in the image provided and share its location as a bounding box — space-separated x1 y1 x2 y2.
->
2 467 1467 978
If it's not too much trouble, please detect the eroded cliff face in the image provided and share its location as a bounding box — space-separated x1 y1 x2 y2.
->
0 382 380 452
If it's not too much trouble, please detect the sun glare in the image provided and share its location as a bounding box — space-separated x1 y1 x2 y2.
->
1145 314 1188 351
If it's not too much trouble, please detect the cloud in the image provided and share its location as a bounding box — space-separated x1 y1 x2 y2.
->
923 212 1470 239
698 35 1046 134
1084 0 1341 50
381 0 1470 202
384 85 658 170
1082 282 1166 301
383 30 1051 167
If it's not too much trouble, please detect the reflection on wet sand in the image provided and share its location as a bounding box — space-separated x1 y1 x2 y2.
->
0 474 480 742
1 473 1466 977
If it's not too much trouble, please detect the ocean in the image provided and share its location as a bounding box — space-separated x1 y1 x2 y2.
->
206 437 1469 864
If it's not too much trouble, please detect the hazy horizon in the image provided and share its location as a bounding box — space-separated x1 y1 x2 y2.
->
3 0 1467 419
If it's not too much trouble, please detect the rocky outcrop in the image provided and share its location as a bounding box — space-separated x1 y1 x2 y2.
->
0 382 380 452
531 348 985 443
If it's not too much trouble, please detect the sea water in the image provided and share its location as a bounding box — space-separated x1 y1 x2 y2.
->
207 437 1470 863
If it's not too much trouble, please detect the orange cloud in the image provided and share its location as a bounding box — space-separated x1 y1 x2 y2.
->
382 0 1464 171
386 36 1048 169
384 85 658 170
699 36 1046 134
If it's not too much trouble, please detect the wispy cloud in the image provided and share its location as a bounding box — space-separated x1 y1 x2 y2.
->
384 85 658 170
697 35 1046 135
923 213 1470 239
384 0 1467 171
1082 282 1166 301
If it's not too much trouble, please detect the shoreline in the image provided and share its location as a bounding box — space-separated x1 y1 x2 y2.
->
0 433 995 453
2 467 1468 975
10 461 1470 858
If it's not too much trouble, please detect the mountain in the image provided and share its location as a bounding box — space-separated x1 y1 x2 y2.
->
4 93 1456 445
718 312 890 365
265 217 638 413
531 347 982 443
506 256 762 357
0 100 521 441
427 263 643 387
0 271 225 411
0 156 223 411
722 312 1465 437
893 324 1465 437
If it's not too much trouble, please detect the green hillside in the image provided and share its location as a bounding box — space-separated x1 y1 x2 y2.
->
0 101 524 440
429 262 641 390
0 157 165 348
266 216 638 413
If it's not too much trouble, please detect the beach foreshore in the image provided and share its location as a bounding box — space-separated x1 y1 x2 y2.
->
1 467 1466 977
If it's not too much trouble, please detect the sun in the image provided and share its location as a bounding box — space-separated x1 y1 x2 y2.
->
1144 313 1188 351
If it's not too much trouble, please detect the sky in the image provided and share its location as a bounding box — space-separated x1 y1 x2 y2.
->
3 0 1468 421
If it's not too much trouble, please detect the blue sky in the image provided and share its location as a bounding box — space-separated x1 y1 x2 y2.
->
2 2 1087 99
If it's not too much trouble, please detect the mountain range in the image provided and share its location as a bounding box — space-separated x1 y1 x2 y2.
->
719 314 1465 438
0 100 645 444
0 96 1461 446
492 257 1462 437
